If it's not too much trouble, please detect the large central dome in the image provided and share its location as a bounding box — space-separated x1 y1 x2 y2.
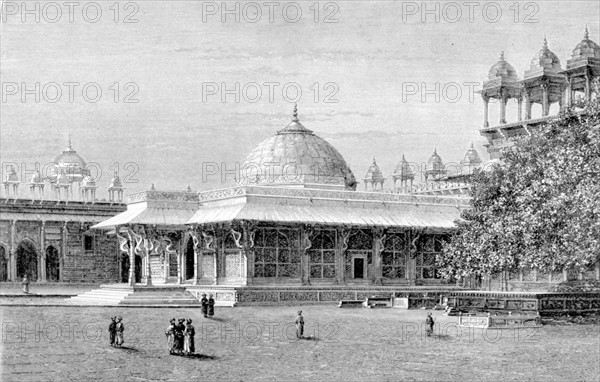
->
239 105 357 190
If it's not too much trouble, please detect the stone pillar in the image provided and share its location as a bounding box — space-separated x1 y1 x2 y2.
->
301 226 313 286
116 231 122 283
372 228 384 286
541 84 549 116
482 96 489 127
9 220 16 281
145 241 152 287
40 221 46 282
336 229 350 284
499 94 507 124
191 230 200 285
61 222 68 283
125 229 135 286
523 91 531 120
585 70 591 101
517 97 522 121
177 240 183 285
243 222 256 286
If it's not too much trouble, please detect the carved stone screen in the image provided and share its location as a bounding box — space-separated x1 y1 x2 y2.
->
254 228 301 278
308 230 336 279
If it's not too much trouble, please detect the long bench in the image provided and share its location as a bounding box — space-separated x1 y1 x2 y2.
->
338 300 365 308
458 312 542 328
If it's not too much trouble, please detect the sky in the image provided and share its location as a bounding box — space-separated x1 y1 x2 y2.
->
1 0 599 197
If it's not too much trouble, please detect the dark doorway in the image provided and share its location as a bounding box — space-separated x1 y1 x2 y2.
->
121 254 143 283
353 258 365 279
185 239 195 280
46 246 60 282
0 247 7 281
16 240 38 281
135 255 142 283
121 253 129 283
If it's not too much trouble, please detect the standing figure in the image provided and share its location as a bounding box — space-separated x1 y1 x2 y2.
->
208 294 215 317
426 312 434 337
295 310 304 339
175 318 186 355
108 317 117 347
115 316 125 347
22 275 29 294
201 293 208 318
183 318 195 356
165 318 176 354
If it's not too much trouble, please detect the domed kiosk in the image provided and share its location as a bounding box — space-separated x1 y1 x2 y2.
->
94 105 469 297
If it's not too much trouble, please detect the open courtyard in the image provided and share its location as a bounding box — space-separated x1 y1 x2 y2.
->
1 305 598 381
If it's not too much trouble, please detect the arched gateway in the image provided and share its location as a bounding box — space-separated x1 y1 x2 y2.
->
16 240 38 281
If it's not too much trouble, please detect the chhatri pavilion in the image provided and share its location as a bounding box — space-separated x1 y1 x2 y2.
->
93 106 470 296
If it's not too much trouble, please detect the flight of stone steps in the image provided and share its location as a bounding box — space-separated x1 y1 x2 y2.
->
67 285 202 307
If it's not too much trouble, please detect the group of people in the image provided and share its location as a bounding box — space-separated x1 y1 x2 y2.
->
166 318 195 356
200 293 215 318
108 316 125 347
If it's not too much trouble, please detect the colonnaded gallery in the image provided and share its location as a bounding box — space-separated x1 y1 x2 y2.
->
1 31 599 301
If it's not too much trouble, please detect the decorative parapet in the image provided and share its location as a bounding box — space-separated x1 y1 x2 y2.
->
127 190 199 204
197 185 471 208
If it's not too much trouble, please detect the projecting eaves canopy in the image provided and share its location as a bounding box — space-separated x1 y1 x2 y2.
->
92 186 469 231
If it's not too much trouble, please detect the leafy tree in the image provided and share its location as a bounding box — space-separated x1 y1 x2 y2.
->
438 95 600 282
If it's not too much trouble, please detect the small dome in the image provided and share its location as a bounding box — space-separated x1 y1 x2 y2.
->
461 143 482 166
5 166 19 183
488 52 519 82
30 171 42 184
50 138 89 182
109 174 123 189
426 149 444 172
393 155 414 181
81 175 97 187
528 37 562 73
364 158 385 183
571 27 600 60
240 105 356 190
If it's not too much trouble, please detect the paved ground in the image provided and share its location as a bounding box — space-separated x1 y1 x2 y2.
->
1 305 599 381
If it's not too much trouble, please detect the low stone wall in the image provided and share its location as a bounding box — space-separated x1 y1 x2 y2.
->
448 291 600 316
186 285 461 306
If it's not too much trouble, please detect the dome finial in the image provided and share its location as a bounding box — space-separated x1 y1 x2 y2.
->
585 25 589 40
543 35 548 50
500 51 505 60
373 157 377 164
67 133 73 150
292 103 299 122
470 141 474 149
151 183 156 191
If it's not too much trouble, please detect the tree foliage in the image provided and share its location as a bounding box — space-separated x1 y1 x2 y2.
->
438 97 600 280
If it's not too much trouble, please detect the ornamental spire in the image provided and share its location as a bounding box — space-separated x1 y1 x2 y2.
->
542 35 548 50
292 103 299 122
584 25 589 40
500 51 505 60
